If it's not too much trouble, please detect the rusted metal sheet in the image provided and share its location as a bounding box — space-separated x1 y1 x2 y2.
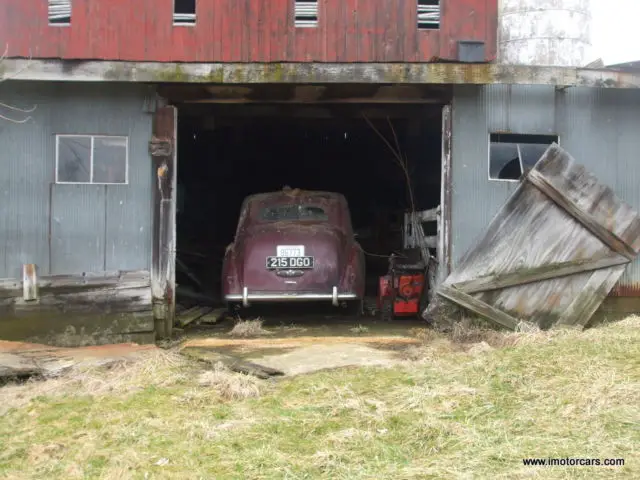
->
0 0 497 63
431 144 640 330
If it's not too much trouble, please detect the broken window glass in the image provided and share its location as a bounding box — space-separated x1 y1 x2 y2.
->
489 133 558 181
57 136 91 183
56 135 128 184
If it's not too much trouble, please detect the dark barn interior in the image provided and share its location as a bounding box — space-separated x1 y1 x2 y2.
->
163 84 448 314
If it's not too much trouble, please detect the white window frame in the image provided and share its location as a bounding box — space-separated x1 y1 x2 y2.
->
55 134 130 185
487 133 560 183
294 1 319 28
48 0 72 27
173 0 197 26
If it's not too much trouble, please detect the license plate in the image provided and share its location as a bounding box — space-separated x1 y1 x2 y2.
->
266 256 314 269
276 245 305 257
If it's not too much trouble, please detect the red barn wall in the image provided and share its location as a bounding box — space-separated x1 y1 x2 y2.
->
1 0 497 63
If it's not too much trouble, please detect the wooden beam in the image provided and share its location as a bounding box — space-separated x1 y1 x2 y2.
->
438 105 453 287
437 285 519 330
3 60 640 88
526 169 637 261
453 254 630 294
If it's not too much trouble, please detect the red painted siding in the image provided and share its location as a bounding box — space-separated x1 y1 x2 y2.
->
1 0 497 63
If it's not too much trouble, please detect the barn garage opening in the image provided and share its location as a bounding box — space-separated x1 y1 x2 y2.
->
163 84 450 318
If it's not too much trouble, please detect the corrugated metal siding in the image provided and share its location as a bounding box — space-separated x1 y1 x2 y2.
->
0 0 497 63
451 84 640 294
0 81 153 278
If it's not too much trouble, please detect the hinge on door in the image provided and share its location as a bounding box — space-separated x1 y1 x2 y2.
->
149 136 173 157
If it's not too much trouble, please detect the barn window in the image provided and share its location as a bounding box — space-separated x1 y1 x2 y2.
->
174 0 196 25
56 135 129 184
295 1 318 28
489 133 558 181
417 1 440 30
48 0 71 26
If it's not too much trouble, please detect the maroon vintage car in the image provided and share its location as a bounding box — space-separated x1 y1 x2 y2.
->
222 188 365 313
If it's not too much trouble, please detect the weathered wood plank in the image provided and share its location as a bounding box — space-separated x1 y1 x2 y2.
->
0 311 155 347
555 265 627 328
526 169 636 260
437 285 519 330
437 144 640 330
4 59 640 88
454 255 630 294
181 347 285 379
151 106 178 340
22 264 39 301
437 105 452 287
176 307 213 328
0 270 150 299
0 270 155 347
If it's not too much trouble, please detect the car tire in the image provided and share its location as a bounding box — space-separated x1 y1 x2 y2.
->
343 299 364 317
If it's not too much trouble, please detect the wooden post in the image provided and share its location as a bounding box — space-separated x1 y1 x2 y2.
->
22 264 38 301
150 105 178 340
437 104 452 287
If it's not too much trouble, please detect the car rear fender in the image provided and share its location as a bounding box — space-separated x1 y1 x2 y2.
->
222 243 242 296
339 243 365 296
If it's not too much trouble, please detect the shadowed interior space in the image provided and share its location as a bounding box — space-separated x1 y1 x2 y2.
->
168 86 447 314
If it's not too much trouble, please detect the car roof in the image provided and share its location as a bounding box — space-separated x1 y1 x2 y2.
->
245 188 345 206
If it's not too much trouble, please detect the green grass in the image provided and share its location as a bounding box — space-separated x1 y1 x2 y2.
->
0 318 638 479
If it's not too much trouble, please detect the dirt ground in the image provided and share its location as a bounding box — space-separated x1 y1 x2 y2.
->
181 312 427 375
1 314 428 379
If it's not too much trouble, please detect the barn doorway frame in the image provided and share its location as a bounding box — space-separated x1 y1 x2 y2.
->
150 89 454 338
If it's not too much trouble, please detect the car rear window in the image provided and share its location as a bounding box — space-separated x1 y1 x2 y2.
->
260 204 328 222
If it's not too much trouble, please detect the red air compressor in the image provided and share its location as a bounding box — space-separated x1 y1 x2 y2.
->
377 249 429 321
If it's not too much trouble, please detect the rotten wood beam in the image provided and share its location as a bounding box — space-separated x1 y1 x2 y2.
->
176 306 213 328
453 255 630 294
3 60 640 88
437 285 519 330
180 347 285 379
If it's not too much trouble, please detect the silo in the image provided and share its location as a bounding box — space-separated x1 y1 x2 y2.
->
498 0 592 66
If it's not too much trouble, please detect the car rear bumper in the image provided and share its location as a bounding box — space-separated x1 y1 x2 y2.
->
225 286 358 307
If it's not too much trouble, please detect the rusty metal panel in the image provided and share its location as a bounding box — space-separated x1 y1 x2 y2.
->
0 81 153 279
451 84 640 296
0 84 50 280
50 185 107 274
556 87 640 296
0 0 498 63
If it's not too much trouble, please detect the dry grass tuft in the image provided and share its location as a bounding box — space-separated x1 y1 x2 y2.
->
228 318 273 338
0 349 191 414
198 362 262 400
349 324 370 334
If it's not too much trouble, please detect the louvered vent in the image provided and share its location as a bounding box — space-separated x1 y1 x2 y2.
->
417 0 440 30
295 1 318 28
174 0 196 25
48 0 71 25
